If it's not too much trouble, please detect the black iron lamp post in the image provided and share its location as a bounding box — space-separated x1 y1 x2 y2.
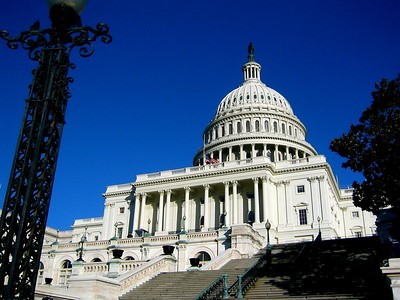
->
265 219 272 264
76 226 87 262
76 234 86 262
265 219 271 247
0 1 111 298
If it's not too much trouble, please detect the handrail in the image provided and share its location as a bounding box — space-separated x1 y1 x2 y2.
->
228 250 267 298
194 273 229 300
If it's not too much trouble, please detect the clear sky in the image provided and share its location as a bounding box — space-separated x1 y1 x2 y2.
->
0 1 399 230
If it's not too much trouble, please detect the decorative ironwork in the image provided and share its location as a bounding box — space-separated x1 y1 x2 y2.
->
195 273 228 300
228 253 267 298
0 13 111 299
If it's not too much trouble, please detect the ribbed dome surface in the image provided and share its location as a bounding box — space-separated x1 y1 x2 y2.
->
215 80 294 119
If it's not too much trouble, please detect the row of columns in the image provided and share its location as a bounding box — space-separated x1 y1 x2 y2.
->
133 177 273 234
204 143 308 164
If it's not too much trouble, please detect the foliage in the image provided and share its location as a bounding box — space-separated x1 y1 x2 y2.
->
330 74 400 213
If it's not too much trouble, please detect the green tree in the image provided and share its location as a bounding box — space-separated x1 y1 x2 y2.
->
330 74 400 213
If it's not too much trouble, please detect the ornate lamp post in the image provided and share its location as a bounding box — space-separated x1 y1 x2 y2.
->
147 218 151 236
0 1 111 298
76 234 86 262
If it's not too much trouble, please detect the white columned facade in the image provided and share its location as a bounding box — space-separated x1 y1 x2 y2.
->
140 193 147 229
164 190 172 232
157 190 165 232
224 181 230 227
232 181 238 224
203 184 210 230
253 178 260 223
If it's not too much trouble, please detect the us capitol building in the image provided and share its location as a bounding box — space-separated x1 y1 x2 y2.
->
35 45 376 299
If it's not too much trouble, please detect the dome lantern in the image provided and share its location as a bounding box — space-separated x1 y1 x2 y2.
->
242 42 261 82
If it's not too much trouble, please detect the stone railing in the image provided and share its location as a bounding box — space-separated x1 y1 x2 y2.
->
83 262 109 273
186 231 218 241
201 248 242 271
118 255 177 295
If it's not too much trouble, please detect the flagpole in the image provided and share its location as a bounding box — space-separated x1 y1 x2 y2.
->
202 133 206 166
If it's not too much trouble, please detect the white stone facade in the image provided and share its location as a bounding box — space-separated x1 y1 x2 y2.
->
36 47 376 299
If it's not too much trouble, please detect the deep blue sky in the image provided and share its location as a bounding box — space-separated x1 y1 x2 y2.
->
0 1 399 230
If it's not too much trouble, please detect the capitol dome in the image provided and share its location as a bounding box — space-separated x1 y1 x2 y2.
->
193 43 317 166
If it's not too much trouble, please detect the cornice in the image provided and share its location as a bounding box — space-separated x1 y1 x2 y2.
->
102 189 132 198
133 160 328 188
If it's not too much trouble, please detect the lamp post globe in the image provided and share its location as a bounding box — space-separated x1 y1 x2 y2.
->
47 0 88 14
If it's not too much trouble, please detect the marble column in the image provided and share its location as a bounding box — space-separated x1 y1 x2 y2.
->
253 178 260 223
203 184 210 229
184 187 190 230
140 193 147 229
232 181 238 224
157 190 165 232
261 177 268 222
224 181 230 227
133 193 141 230
164 190 172 232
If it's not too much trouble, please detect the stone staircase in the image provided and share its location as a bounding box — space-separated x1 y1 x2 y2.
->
119 237 392 299
244 236 392 299
119 257 258 300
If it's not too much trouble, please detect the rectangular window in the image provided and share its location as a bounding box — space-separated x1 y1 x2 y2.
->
119 207 125 214
297 185 305 193
352 211 359 218
354 231 362 238
299 209 307 225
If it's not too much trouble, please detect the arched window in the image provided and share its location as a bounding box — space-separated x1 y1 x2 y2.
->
221 124 225 137
38 262 44 285
237 122 242 134
264 120 269 132
281 123 286 134
273 121 278 133
91 258 102 262
196 251 211 266
246 120 251 132
255 120 260 132
59 260 72 285
124 256 135 261
289 125 292 136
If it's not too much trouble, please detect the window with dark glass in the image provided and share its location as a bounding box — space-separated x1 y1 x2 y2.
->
297 185 305 193
299 209 307 225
